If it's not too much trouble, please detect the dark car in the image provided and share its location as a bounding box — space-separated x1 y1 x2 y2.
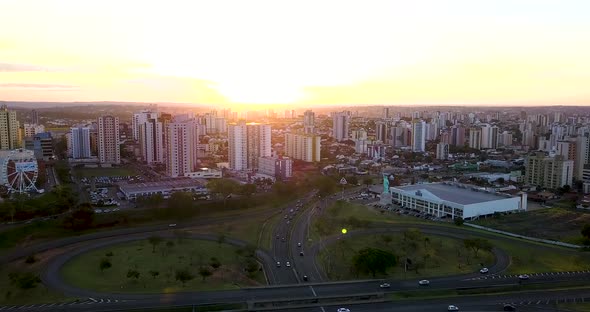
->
503 304 516 311
303 275 308 281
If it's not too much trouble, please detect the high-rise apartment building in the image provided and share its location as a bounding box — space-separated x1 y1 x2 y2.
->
228 123 271 171
525 152 573 189
469 128 482 150
31 109 39 124
332 112 350 141
284 133 321 162
436 142 449 160
450 125 465 147
376 122 389 144
97 115 120 164
303 110 315 134
412 120 426 152
481 124 498 149
0 105 20 150
383 107 390 119
258 156 293 180
139 118 164 164
23 123 45 138
69 125 91 158
166 119 200 177
132 110 159 140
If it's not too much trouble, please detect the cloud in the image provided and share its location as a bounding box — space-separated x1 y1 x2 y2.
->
0 63 55 72
0 83 78 89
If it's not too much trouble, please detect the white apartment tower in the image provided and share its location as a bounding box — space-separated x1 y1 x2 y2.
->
139 118 165 164
412 120 426 152
70 125 91 158
303 110 315 134
469 128 482 150
436 142 449 160
332 112 350 141
228 123 271 171
166 119 200 177
97 116 120 164
0 105 20 150
132 110 159 141
284 133 321 162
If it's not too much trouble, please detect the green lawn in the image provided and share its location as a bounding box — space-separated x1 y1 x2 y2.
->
473 207 590 244
0 254 70 305
558 303 590 312
61 239 265 293
73 167 138 178
258 212 283 250
318 232 494 281
313 202 590 275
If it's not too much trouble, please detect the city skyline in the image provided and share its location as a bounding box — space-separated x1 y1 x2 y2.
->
1 0 590 108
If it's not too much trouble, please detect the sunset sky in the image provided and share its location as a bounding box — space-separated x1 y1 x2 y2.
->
1 0 589 108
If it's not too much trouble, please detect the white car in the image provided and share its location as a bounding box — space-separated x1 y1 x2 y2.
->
297 242 302 247
337 308 351 312
479 267 489 274
168 224 177 227
518 274 530 280
379 283 390 288
448 305 459 311
286 261 291 267
276 262 281 267
418 279 430 286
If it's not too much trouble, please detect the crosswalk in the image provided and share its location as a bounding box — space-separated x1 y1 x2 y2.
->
465 270 590 281
0 298 126 310
500 296 590 306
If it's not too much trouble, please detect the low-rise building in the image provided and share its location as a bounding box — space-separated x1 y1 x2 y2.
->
390 182 527 220
118 178 206 201
258 156 292 180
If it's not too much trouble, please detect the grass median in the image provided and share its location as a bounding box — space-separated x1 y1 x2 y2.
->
61 239 265 293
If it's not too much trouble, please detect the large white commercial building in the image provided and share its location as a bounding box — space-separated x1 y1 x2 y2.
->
97 116 120 164
332 112 350 141
70 125 92 159
412 120 426 152
0 105 20 150
284 133 321 162
228 122 271 171
391 182 527 220
166 119 200 177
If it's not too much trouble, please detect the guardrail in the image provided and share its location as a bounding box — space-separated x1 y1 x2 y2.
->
247 292 385 311
465 223 582 249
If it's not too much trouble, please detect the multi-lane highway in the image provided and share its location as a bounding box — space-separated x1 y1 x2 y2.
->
3 187 590 311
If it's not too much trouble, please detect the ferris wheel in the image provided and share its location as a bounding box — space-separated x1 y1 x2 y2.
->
1 149 38 194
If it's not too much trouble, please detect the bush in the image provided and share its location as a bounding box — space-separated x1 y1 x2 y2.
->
24 255 37 264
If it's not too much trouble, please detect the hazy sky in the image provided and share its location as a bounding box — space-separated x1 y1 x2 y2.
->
1 0 589 108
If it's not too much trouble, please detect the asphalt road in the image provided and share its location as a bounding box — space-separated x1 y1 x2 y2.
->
5 187 590 311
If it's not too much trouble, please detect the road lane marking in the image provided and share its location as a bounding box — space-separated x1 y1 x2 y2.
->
309 286 317 296
536 300 541 304
89 298 97 303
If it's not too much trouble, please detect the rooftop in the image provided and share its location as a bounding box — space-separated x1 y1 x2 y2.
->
393 183 512 205
118 178 206 194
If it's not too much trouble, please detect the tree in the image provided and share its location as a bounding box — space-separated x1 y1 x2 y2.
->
62 204 94 231
207 179 240 207
175 269 194 287
149 270 160 279
198 267 212 281
8 272 41 290
351 248 397 277
25 255 37 264
582 224 590 240
238 183 257 197
99 258 112 272
314 176 336 197
126 269 140 281
244 258 259 278
454 217 464 226
148 235 163 253
463 238 493 257
345 175 358 186
209 257 221 270
168 192 194 218
362 177 373 189
381 235 393 246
